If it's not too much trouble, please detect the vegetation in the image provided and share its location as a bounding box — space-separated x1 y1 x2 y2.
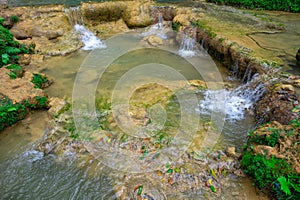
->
10 15 19 24
242 151 300 199
0 95 48 131
206 0 300 13
32 73 49 89
0 17 33 68
0 17 47 131
171 21 182 32
242 119 300 199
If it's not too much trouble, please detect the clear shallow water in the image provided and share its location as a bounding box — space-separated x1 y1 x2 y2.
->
0 27 265 199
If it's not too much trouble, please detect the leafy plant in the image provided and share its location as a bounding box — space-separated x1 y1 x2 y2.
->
0 96 25 131
10 15 19 24
0 22 33 67
31 73 48 89
171 21 182 32
248 128 282 147
242 150 300 199
7 71 17 79
0 17 4 26
7 63 23 78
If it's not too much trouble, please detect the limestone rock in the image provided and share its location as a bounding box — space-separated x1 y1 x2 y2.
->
10 26 29 40
122 1 152 27
48 97 69 118
147 35 163 46
226 147 236 157
280 84 294 92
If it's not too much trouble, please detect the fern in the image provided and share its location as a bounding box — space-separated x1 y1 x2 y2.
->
5 46 21 55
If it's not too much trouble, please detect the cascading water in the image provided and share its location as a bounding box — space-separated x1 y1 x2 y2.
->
242 63 253 83
141 13 167 39
199 73 265 121
230 60 239 80
65 7 106 50
178 34 197 57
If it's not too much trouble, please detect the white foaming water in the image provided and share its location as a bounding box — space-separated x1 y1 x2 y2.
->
178 35 197 57
74 24 107 50
141 24 167 39
199 74 265 120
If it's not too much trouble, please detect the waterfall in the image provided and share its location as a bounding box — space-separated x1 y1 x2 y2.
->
65 7 83 26
242 63 253 83
199 73 265 121
74 25 107 50
158 13 163 30
178 34 197 57
65 7 106 51
141 13 167 39
231 60 239 79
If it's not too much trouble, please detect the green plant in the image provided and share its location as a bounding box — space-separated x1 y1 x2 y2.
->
7 63 23 78
248 128 282 147
31 73 48 89
35 96 48 108
10 15 19 24
0 22 33 67
0 17 4 26
242 150 300 199
0 96 26 131
171 21 182 32
7 71 17 79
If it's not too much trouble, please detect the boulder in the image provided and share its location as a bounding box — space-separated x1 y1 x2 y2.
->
10 26 29 40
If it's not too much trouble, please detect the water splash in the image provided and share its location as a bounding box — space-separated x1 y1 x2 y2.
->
178 34 197 57
199 74 265 120
65 7 106 50
74 24 107 50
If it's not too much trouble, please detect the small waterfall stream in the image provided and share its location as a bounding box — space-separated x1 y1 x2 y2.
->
178 34 197 57
65 7 106 50
200 73 265 121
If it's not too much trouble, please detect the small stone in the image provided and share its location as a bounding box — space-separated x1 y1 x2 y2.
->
280 84 294 92
232 192 239 196
226 146 236 157
147 35 163 46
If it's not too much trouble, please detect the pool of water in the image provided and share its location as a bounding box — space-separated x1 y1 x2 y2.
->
0 27 265 199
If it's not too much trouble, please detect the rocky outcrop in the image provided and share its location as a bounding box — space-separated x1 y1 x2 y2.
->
0 68 46 105
255 84 299 125
248 121 300 174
